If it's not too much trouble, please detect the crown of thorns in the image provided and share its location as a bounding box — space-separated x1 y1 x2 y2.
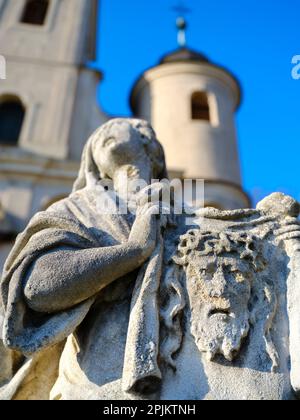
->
173 230 266 272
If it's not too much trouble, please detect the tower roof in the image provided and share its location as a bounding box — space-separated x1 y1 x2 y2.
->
160 47 210 65
130 44 242 113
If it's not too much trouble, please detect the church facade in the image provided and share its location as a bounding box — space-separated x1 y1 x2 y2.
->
0 0 108 268
0 0 249 270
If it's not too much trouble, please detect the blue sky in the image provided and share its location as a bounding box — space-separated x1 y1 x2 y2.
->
95 0 300 205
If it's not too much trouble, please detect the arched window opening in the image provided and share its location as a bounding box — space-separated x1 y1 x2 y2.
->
191 92 211 122
0 97 25 146
20 0 50 26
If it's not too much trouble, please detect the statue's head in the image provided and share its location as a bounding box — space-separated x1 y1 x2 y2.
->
173 230 267 362
73 118 167 191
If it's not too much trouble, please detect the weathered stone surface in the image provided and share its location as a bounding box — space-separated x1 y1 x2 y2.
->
0 119 299 400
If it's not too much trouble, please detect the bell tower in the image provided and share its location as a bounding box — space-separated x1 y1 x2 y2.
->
0 0 107 159
131 14 250 210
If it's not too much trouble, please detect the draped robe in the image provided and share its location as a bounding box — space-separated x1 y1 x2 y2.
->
1 187 298 400
0 186 164 400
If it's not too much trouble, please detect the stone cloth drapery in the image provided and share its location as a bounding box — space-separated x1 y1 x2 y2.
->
0 186 164 396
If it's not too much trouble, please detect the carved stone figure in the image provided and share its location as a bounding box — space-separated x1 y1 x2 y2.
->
0 119 299 400
165 194 300 400
173 230 268 364
0 118 169 400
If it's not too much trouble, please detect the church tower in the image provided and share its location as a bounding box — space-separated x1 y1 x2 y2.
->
0 0 107 159
0 0 108 265
130 18 250 210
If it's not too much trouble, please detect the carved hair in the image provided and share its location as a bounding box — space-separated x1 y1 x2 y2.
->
173 230 267 272
161 230 279 372
73 118 168 192
159 264 186 371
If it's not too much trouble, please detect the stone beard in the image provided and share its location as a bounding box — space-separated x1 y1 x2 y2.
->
173 230 270 364
187 256 252 362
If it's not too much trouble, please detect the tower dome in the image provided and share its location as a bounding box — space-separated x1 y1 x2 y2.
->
160 47 210 64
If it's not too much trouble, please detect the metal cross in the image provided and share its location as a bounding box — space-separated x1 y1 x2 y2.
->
172 1 191 48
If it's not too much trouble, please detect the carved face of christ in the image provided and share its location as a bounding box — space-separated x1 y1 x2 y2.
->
186 254 253 362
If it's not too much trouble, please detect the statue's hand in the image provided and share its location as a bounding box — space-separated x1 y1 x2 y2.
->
134 182 171 227
129 203 159 260
135 182 172 209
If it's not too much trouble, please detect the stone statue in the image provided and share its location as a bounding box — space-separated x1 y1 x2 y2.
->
0 118 299 400
170 193 300 400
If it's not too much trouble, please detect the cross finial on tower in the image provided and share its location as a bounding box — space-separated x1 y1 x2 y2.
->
172 1 191 48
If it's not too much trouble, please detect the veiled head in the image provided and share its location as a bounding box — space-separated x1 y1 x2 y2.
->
73 118 167 191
